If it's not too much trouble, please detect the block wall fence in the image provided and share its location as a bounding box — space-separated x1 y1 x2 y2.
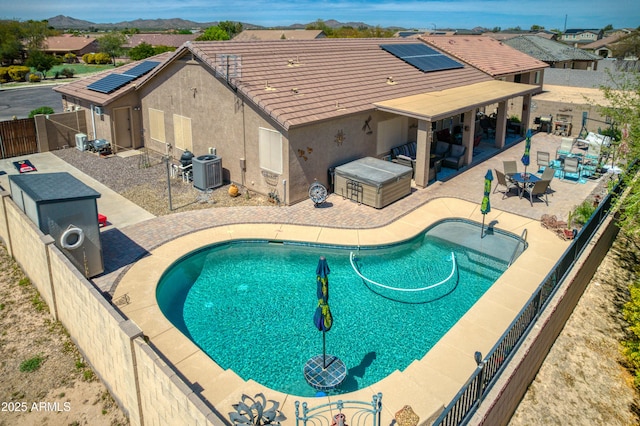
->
0 190 227 426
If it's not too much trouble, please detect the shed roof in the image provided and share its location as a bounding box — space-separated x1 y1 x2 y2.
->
9 172 100 203
373 80 539 121
420 35 548 77
503 35 601 62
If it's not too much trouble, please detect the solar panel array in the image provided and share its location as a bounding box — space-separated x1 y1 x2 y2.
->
122 61 160 78
87 60 160 94
380 44 464 73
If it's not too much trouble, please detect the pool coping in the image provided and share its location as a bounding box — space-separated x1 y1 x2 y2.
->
113 196 569 424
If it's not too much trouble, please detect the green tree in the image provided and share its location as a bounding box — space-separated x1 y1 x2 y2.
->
195 26 230 41
218 21 243 39
0 20 24 65
530 24 545 31
97 32 127 65
22 20 52 51
597 71 640 237
25 50 55 78
128 42 156 60
603 24 614 32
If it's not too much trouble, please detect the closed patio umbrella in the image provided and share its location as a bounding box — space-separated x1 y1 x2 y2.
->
481 169 493 238
313 256 332 368
521 128 532 175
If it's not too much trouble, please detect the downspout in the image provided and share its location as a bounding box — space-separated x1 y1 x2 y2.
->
90 104 96 140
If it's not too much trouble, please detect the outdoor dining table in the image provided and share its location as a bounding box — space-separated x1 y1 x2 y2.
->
509 172 541 199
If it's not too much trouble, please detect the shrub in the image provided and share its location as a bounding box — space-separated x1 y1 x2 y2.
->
20 354 44 372
64 52 77 63
82 53 95 64
572 200 597 226
0 67 9 83
60 67 75 78
93 52 111 64
28 73 41 82
28 106 55 118
7 66 30 82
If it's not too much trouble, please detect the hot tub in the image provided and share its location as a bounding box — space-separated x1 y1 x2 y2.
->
334 157 412 208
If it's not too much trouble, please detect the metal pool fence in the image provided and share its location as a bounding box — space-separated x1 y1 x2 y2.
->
433 172 626 426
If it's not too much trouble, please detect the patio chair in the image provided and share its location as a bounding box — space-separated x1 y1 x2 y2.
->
540 166 555 191
562 156 581 181
536 151 550 171
524 179 551 206
503 160 518 184
556 137 574 157
493 169 518 199
433 141 450 160
442 144 466 170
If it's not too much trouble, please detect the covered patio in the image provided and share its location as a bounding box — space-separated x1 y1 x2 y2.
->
375 80 540 187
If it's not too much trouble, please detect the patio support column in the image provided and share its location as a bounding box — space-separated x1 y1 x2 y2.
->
462 109 474 166
495 100 508 149
414 119 432 188
521 93 532 133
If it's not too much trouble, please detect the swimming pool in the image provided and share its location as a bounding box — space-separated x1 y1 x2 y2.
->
156 219 524 397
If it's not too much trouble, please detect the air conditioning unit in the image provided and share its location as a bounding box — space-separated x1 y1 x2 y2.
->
192 155 223 190
75 133 88 151
94 106 103 115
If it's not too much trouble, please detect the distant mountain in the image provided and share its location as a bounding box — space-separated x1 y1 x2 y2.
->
47 15 399 31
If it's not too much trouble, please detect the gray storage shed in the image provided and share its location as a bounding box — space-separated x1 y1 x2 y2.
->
9 172 104 277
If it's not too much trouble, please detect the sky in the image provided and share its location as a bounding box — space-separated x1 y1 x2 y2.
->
3 0 639 31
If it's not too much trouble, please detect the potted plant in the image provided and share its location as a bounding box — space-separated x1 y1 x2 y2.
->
228 183 239 197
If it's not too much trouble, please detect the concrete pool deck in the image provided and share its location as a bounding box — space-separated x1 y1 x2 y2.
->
113 196 570 424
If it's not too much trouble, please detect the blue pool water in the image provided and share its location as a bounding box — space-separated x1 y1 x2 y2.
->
156 220 523 397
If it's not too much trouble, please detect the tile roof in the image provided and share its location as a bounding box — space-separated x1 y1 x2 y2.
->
124 34 198 48
233 30 325 41
54 52 174 106
503 35 601 62
179 38 493 129
43 35 97 52
420 35 548 77
581 33 625 50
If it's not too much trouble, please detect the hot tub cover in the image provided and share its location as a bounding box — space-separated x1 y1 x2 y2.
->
334 157 412 189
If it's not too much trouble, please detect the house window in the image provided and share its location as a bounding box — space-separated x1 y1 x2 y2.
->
173 114 193 152
514 74 522 83
534 71 541 85
259 127 283 174
149 108 165 143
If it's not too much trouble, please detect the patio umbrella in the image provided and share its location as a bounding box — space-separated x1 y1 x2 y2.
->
521 128 532 175
313 256 333 368
481 169 493 238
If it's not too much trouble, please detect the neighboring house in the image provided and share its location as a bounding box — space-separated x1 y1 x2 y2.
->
560 29 603 45
42 34 98 57
124 33 198 49
581 33 626 58
421 35 548 85
232 30 326 41
54 38 541 205
503 35 601 70
484 31 558 42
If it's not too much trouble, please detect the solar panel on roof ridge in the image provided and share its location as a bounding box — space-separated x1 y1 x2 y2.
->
86 74 135 94
379 43 464 73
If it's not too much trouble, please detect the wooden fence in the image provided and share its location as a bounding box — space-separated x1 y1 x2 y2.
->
0 118 38 158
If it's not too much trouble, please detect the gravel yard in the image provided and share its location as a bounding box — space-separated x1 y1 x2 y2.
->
52 147 270 216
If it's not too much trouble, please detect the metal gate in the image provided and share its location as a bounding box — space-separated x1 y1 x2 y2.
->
0 118 38 158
